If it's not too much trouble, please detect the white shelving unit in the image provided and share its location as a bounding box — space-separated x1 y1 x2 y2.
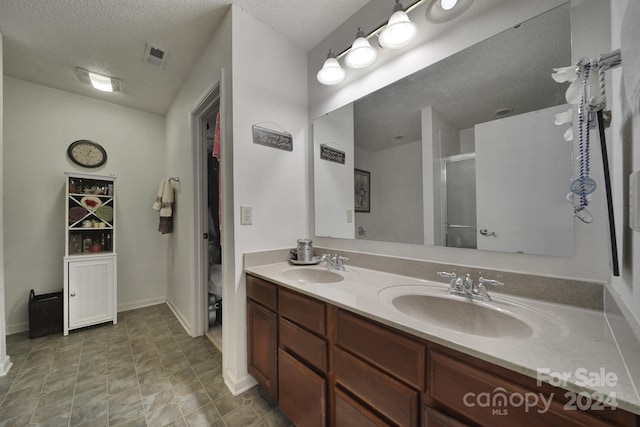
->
63 172 117 335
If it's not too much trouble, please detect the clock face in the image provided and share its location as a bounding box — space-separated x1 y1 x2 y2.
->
67 140 107 168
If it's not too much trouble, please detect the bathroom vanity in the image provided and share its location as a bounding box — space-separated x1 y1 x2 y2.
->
245 262 640 427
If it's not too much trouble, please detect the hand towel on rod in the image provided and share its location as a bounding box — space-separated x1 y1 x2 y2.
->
153 179 174 233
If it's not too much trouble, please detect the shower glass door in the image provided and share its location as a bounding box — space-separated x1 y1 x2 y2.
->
442 154 477 249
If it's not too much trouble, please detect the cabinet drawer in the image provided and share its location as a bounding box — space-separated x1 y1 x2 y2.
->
335 388 392 427
334 347 419 427
246 274 277 311
336 309 425 390
279 317 328 373
429 349 617 427
424 406 469 427
278 288 326 336
278 348 327 427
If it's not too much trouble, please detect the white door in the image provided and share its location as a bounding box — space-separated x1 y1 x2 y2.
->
68 257 115 328
475 105 574 256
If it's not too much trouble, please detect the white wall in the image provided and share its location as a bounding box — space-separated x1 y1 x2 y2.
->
163 5 308 395
228 7 308 394
308 0 616 283
164 9 232 337
0 33 11 375
3 77 167 333
610 0 640 325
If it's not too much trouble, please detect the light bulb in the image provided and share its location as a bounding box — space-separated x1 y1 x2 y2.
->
316 50 345 85
345 28 378 69
378 3 417 49
441 0 458 10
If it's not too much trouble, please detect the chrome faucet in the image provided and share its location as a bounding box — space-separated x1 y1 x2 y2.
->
321 253 349 271
437 272 504 301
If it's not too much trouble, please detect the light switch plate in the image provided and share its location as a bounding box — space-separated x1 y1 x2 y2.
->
346 209 353 223
631 171 640 232
240 205 252 225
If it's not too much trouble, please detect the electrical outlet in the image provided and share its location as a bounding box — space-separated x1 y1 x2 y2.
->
240 205 252 225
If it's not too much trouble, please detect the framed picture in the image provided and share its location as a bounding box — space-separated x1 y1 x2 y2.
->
354 169 370 213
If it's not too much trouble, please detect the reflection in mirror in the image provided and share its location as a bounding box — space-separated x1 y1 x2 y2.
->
313 3 576 257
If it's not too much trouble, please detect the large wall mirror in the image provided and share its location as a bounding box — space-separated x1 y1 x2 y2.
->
313 3 577 257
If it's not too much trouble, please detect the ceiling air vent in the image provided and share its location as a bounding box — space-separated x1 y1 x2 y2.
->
144 43 168 68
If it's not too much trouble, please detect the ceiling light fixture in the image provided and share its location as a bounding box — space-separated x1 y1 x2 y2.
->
75 67 121 92
378 0 417 49
345 28 378 69
316 50 346 86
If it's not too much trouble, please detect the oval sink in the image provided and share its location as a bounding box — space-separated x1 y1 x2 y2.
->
282 268 344 284
391 294 533 339
378 285 569 340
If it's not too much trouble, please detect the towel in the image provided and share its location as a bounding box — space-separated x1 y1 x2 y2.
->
153 179 174 233
153 179 174 216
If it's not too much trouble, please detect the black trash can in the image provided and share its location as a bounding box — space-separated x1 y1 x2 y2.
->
29 289 63 338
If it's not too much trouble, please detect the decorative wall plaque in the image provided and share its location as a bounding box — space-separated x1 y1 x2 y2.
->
320 144 345 164
252 125 293 151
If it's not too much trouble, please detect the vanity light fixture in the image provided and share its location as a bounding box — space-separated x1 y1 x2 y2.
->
316 49 346 86
345 28 378 69
425 0 474 23
316 0 473 86
75 67 121 92
378 0 418 49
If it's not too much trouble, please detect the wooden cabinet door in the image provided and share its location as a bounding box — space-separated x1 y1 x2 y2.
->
278 349 327 427
247 300 278 400
67 257 114 329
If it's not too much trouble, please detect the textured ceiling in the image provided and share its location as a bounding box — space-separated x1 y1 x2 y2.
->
354 3 571 151
0 0 369 114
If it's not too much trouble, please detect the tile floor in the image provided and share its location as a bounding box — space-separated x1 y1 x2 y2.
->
0 304 293 427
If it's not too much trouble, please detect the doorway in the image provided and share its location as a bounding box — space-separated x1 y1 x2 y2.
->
202 104 222 349
191 84 223 350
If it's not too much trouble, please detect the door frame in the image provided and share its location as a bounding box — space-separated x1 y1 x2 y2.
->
191 83 220 336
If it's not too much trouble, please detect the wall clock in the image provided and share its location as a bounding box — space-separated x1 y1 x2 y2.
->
67 140 107 168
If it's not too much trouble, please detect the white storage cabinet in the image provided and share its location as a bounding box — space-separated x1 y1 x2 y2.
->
63 172 117 335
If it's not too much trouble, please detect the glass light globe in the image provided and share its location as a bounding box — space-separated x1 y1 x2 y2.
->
316 55 345 86
345 35 378 69
378 10 417 49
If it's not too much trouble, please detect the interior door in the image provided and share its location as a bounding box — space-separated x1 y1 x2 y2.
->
474 104 574 256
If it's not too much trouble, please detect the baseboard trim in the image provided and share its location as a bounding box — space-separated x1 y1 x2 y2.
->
165 298 193 337
117 297 167 313
6 297 169 336
0 356 12 377
6 323 28 336
223 369 257 397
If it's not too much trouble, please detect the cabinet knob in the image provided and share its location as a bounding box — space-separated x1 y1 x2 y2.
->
70 293 76 297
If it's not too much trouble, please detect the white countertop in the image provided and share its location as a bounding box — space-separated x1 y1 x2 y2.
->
245 261 640 415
